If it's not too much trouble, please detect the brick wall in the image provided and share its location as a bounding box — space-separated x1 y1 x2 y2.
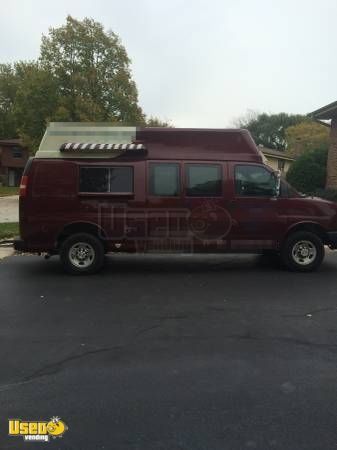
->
326 118 337 189
0 145 29 169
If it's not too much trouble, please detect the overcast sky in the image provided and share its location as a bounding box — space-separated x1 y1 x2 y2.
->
0 0 336 127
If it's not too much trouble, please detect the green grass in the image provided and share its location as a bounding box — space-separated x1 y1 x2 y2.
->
0 186 19 197
0 222 19 240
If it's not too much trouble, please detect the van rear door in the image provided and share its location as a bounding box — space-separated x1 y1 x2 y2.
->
146 161 188 251
181 162 230 251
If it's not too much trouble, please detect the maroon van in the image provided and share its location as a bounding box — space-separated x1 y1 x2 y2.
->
14 124 337 274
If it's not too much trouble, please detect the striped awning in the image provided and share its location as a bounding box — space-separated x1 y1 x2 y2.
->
60 142 146 152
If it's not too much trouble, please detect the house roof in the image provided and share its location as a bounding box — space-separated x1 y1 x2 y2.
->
0 139 24 146
259 146 295 161
309 100 337 120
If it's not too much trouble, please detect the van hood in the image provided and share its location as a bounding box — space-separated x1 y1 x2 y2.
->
304 195 336 206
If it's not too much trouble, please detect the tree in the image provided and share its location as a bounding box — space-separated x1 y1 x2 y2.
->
145 116 171 127
0 62 59 150
0 16 152 151
0 64 18 138
13 62 58 150
235 111 306 150
40 15 144 124
286 148 327 194
285 120 329 158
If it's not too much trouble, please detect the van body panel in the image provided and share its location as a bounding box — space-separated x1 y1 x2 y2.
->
15 126 337 255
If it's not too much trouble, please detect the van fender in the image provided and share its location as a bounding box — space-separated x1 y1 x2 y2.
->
282 221 329 246
56 221 108 249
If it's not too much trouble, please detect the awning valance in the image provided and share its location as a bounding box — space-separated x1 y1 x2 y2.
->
60 142 146 152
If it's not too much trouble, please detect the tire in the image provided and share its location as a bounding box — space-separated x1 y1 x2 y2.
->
281 231 324 272
60 233 105 275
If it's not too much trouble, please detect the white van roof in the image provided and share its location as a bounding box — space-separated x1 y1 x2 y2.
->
35 123 140 159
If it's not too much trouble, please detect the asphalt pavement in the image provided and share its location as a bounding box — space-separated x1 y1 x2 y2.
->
1 252 337 450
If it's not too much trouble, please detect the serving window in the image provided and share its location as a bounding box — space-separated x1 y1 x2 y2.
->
79 166 133 194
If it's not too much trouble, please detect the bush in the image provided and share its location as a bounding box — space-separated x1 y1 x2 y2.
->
312 188 337 202
286 148 327 194
0 174 7 186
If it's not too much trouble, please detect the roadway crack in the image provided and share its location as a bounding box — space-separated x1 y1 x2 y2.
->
0 322 167 392
282 307 337 318
0 345 123 392
1 326 336 393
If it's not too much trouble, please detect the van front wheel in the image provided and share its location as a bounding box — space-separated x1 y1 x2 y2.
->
281 231 324 272
60 233 105 275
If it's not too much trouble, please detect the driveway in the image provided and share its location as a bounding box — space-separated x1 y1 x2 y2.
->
1 253 337 449
0 195 19 222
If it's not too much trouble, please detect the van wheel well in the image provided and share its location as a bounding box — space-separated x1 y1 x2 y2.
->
56 223 107 251
283 223 328 246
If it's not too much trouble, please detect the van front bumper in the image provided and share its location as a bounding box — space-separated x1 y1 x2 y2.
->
327 231 337 249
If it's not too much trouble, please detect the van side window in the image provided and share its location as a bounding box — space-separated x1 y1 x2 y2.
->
80 167 133 193
149 163 180 196
235 165 276 197
185 164 221 197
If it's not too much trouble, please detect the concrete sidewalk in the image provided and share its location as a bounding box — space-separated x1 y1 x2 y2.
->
0 195 19 222
0 247 14 260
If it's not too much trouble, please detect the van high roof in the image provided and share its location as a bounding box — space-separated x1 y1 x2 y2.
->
35 123 263 163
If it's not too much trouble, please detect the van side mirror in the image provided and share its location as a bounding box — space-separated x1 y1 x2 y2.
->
274 170 281 197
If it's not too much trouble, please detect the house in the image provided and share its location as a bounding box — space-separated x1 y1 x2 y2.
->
309 100 337 189
0 139 29 187
258 145 294 174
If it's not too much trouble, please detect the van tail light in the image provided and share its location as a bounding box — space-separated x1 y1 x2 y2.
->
19 176 28 198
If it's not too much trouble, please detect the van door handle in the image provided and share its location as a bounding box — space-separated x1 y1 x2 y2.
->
125 226 137 233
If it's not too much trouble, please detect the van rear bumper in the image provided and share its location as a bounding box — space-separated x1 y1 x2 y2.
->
14 237 55 253
13 238 41 252
327 231 337 249
13 238 27 251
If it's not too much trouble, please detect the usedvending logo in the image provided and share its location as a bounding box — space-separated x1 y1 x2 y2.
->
9 416 68 442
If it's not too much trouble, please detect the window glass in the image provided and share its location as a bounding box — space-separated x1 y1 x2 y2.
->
278 160 285 171
186 164 221 196
110 167 133 193
235 165 276 197
80 167 133 193
12 147 22 158
149 163 180 196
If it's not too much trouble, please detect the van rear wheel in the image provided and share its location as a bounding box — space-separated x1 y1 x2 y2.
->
281 231 324 272
60 233 105 275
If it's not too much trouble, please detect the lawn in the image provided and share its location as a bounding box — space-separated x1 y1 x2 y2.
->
0 222 19 240
0 186 19 197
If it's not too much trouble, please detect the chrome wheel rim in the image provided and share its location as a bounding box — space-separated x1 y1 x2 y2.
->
69 242 95 268
292 240 317 266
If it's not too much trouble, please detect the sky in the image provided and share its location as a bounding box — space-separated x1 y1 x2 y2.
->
0 0 336 127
